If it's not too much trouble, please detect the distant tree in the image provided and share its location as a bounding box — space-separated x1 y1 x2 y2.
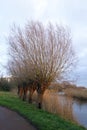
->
0 77 12 91
8 21 76 108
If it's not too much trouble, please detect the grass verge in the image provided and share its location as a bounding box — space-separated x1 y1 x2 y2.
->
0 92 86 130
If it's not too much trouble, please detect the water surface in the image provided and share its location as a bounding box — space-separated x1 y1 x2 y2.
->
73 100 87 128
42 91 87 128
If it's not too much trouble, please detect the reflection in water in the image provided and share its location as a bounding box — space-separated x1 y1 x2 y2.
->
33 90 87 128
73 100 87 128
42 90 75 121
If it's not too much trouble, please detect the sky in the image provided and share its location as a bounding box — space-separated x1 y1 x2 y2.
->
0 0 87 87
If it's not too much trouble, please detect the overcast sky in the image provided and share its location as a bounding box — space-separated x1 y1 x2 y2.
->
0 0 87 87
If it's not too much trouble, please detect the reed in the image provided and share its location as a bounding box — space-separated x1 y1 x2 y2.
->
0 92 85 130
33 89 75 121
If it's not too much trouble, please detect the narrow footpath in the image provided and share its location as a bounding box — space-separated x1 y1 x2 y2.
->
0 106 37 130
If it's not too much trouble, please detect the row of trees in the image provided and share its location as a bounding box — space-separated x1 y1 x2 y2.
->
8 21 76 108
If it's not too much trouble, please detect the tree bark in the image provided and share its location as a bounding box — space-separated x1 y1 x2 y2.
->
37 93 44 109
28 88 34 103
36 85 46 109
22 86 28 101
17 85 20 95
19 87 23 99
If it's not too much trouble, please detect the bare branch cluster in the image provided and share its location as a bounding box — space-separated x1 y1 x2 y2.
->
8 22 75 84
7 21 76 108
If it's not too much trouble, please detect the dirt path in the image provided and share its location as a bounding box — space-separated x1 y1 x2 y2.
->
0 106 37 130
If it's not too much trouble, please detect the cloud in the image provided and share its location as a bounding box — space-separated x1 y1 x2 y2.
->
0 0 87 86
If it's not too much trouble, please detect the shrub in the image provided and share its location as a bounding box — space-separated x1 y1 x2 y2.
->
0 78 11 91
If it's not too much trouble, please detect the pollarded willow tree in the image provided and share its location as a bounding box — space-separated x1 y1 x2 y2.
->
8 21 76 108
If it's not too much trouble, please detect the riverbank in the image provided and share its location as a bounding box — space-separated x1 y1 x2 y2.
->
0 92 86 130
64 87 87 100
50 83 87 101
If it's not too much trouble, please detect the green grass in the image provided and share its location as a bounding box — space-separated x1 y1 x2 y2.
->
0 92 86 130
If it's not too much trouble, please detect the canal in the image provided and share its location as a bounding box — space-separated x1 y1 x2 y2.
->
42 90 87 128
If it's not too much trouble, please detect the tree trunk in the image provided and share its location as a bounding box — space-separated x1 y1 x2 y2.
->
17 85 20 95
37 92 44 109
19 87 23 99
28 88 34 103
36 85 46 109
23 86 28 101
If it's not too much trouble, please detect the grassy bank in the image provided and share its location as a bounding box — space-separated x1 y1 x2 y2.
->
0 92 86 130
